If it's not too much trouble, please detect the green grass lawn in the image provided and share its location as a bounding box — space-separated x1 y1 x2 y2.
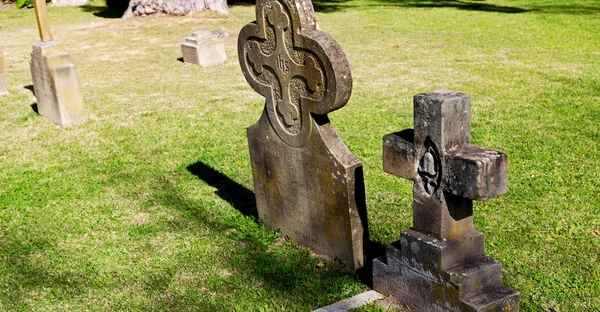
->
0 0 598 310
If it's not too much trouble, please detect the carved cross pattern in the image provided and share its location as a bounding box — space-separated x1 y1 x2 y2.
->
383 91 508 240
246 2 323 126
238 0 352 147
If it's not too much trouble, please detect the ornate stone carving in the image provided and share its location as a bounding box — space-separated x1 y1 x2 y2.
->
238 0 365 269
238 0 351 147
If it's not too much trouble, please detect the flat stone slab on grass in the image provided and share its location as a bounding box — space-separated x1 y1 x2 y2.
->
313 290 384 312
238 0 368 270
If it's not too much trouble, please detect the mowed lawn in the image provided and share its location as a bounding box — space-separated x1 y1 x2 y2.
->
0 0 598 310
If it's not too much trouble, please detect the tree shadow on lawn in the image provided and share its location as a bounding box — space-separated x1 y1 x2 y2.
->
0 236 92 309
300 0 598 15
76 0 600 17
381 0 600 15
78 4 126 19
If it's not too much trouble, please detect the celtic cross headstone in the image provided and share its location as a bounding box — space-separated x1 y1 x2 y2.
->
238 0 367 269
373 91 519 311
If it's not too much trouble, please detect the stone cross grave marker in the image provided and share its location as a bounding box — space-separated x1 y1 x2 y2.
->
238 0 368 269
0 48 7 96
373 91 519 311
31 0 87 127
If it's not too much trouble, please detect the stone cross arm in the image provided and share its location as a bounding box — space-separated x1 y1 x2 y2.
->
383 91 507 201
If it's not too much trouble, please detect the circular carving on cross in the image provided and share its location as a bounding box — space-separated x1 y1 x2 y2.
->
238 0 352 147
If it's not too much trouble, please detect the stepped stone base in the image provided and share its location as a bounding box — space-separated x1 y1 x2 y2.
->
31 41 87 127
373 229 519 312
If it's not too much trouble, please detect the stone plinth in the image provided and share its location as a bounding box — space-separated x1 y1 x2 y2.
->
373 91 519 311
0 48 7 96
181 31 226 67
30 41 87 127
238 0 367 269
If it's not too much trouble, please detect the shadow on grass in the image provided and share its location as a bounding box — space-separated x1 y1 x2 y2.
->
296 0 597 15
249 0 530 14
149 168 367 310
24 84 34 95
0 237 91 309
184 161 386 284
526 4 600 15
383 0 530 13
186 161 258 219
79 4 125 19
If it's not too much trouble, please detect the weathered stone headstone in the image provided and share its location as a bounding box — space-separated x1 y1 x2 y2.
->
238 0 368 269
373 91 519 311
0 48 7 96
181 30 226 67
31 0 87 127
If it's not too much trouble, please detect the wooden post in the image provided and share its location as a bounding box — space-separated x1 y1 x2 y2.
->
33 0 53 41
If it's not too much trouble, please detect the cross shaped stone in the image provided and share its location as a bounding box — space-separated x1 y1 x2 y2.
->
383 91 507 240
33 0 53 42
238 0 352 147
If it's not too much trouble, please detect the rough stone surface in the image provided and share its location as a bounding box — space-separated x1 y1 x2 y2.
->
181 30 226 67
123 0 229 18
31 41 87 127
51 0 89 6
0 48 7 96
373 91 519 311
238 0 367 269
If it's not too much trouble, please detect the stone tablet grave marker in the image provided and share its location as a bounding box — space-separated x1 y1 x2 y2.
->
238 0 368 269
0 48 7 96
31 0 87 127
181 30 226 67
373 91 520 311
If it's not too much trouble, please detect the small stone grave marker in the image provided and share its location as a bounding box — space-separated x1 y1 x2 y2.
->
373 91 520 311
181 30 226 67
31 0 87 127
0 48 7 96
238 0 368 269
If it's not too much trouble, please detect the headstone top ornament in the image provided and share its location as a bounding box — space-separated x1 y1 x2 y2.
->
238 0 352 147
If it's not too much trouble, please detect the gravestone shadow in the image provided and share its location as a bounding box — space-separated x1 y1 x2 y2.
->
187 161 258 219
24 84 35 95
150 169 372 309
185 161 386 288
24 85 39 114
